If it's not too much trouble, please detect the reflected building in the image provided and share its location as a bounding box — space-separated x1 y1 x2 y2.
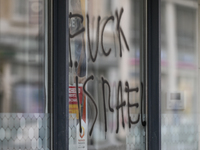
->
161 0 199 149
0 0 50 149
0 0 46 113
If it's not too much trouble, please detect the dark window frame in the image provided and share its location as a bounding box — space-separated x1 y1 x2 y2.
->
53 0 68 149
147 0 160 150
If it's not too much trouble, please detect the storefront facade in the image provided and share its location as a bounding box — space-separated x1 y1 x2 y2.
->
0 0 199 150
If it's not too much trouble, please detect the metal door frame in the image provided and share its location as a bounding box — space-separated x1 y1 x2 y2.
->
147 0 161 150
53 0 68 149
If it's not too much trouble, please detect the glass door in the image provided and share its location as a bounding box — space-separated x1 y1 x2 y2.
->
68 0 147 149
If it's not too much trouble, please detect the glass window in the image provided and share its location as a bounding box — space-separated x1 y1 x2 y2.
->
69 0 146 149
161 0 199 149
0 0 51 149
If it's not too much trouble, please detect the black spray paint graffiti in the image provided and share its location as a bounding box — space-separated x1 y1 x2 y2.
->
116 81 126 133
101 77 111 133
125 81 140 128
70 8 146 136
115 8 129 57
87 15 101 62
101 16 114 56
83 75 98 136
75 73 145 136
69 8 130 66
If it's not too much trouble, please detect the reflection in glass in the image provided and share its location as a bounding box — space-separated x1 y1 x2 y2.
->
161 0 199 149
69 0 145 149
0 0 50 149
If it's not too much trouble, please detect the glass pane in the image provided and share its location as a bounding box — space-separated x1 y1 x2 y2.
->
161 0 199 149
69 0 146 149
0 0 50 149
